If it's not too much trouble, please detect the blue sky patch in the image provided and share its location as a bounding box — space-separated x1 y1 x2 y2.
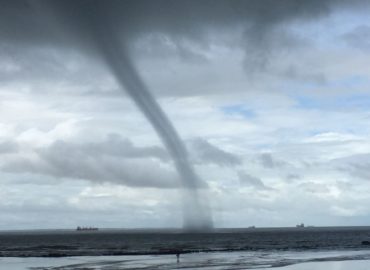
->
294 92 370 111
221 104 255 118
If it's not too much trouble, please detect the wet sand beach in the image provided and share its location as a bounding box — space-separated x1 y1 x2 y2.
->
1 250 370 270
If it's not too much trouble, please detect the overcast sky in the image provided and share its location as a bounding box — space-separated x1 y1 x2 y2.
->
1 0 370 229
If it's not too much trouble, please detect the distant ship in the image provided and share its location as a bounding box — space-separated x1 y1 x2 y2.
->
296 223 305 228
76 226 99 231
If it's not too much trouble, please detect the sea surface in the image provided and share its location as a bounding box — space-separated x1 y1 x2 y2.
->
1 227 370 269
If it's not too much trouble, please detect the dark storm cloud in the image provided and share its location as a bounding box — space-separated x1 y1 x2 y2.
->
133 34 210 64
0 1 329 42
1 0 364 63
0 0 366 93
191 138 241 167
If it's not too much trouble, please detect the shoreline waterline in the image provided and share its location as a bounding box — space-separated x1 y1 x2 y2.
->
1 250 370 270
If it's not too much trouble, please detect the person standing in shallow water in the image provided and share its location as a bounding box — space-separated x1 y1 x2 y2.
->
176 253 180 263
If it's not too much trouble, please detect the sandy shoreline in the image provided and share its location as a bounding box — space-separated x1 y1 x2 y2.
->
1 250 370 270
283 260 370 269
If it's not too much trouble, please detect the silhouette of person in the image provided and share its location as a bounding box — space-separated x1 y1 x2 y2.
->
176 252 180 263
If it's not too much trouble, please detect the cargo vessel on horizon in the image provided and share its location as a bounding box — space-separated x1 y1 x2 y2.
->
76 226 98 231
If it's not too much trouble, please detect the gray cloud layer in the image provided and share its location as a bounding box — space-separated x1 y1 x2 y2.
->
3 136 178 188
0 141 18 154
1 135 239 188
343 25 370 52
238 171 272 190
332 153 370 181
191 138 241 167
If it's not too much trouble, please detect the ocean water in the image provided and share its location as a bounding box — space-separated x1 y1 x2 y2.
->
1 227 370 269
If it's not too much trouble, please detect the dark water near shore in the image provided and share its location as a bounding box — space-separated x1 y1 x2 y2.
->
1 227 370 258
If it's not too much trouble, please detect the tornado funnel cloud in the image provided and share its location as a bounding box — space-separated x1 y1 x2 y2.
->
87 13 213 230
30 0 213 230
